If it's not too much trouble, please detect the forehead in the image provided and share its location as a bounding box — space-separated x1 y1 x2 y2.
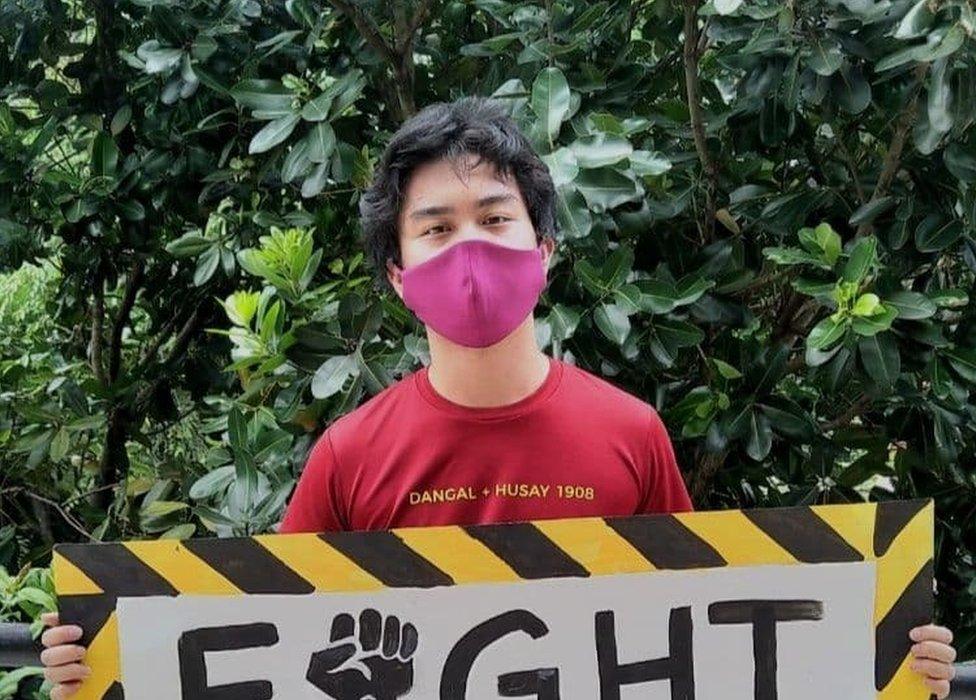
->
400 154 523 214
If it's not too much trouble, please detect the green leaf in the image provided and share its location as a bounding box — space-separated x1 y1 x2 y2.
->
194 246 220 286
927 57 954 134
575 167 641 212
851 303 897 336
636 279 679 314
594 303 631 345
629 150 672 176
852 293 881 317
808 40 844 76
763 246 833 270
848 197 895 226
306 121 336 164
142 500 188 517
189 465 235 499
712 358 743 379
944 143 976 183
885 290 937 320
894 0 934 38
136 40 183 74
929 288 968 308
569 134 633 169
807 316 847 350
798 222 842 265
301 162 329 198
746 411 772 461
654 318 705 347
555 186 592 239
548 304 581 341
944 347 976 383
541 148 578 188
858 333 900 390
531 67 571 145
91 133 119 178
311 354 357 398
231 79 295 115
915 218 963 252
281 139 312 183
842 235 877 283
249 114 300 154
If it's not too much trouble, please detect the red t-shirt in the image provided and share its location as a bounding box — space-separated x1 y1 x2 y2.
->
280 356 692 533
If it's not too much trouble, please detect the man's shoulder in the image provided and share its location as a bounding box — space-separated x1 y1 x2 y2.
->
559 360 654 409
322 368 422 446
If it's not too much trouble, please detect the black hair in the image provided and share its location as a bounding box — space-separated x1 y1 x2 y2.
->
358 95 557 289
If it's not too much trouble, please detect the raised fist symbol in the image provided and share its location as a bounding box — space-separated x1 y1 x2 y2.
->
306 609 418 700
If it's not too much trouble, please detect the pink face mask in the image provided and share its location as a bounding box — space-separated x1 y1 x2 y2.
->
398 239 547 348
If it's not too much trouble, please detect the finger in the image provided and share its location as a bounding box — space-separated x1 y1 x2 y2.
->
911 641 957 664
40 645 87 667
307 643 356 673
329 613 354 642
910 625 953 645
41 612 60 627
910 658 955 681
924 678 950 700
399 622 418 659
359 609 381 651
382 615 400 657
41 626 83 648
43 663 90 685
50 681 82 700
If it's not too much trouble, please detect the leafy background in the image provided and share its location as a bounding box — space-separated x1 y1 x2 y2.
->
2 0 975 694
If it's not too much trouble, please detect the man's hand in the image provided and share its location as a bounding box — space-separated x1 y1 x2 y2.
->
909 624 956 699
40 611 90 699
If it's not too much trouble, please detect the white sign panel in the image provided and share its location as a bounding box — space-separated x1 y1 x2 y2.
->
117 561 876 699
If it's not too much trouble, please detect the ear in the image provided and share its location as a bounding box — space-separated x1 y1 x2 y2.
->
539 236 556 270
386 259 405 299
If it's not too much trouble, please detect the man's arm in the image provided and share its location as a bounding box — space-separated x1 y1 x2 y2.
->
279 430 346 533
637 407 693 514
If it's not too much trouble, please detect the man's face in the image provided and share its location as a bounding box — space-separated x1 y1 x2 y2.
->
386 153 554 297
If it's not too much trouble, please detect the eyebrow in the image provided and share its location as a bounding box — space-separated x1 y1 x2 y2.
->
407 193 517 220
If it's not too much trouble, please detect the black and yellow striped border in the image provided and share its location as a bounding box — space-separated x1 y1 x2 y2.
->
54 499 933 699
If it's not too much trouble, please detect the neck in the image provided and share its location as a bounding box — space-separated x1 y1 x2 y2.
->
425 317 550 408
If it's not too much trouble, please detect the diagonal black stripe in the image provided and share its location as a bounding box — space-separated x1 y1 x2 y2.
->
874 499 929 558
744 507 864 563
56 543 178 596
876 559 934 691
320 531 454 587
104 681 125 700
464 523 590 579
605 515 727 569
183 538 314 594
57 594 117 649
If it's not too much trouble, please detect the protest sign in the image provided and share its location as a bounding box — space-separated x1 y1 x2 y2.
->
54 499 933 699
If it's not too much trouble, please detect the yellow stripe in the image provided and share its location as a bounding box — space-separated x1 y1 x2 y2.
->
811 501 878 561
877 649 929 699
74 612 119 700
533 518 655 576
254 534 384 591
52 551 103 595
675 510 796 567
395 526 520 583
124 540 240 595
874 503 933 624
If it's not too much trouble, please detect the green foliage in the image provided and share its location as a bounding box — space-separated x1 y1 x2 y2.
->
1 0 975 674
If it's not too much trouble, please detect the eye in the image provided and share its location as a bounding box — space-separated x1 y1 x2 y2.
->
422 225 449 237
484 215 511 225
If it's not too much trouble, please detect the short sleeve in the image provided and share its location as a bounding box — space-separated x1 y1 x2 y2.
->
278 430 346 533
637 408 694 514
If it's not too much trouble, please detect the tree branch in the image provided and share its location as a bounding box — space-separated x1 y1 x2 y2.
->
821 394 873 431
90 264 107 386
326 0 398 64
683 0 718 242
135 307 203 409
109 259 145 383
856 63 929 237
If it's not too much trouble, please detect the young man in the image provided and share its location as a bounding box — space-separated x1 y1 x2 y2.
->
41 96 958 697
